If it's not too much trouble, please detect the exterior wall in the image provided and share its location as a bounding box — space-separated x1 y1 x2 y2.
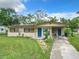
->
8 28 36 38
36 27 53 39
36 27 64 39
23 28 36 38
8 26 64 39
8 32 19 36
24 33 35 38
18 28 24 36
8 32 36 38
8 28 19 36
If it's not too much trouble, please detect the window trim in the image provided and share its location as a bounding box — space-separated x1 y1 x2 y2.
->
24 28 34 33
10 28 19 32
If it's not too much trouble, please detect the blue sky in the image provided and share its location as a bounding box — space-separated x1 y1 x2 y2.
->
0 0 79 18
22 0 79 13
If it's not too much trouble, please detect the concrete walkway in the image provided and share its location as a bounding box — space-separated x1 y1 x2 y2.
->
50 38 79 59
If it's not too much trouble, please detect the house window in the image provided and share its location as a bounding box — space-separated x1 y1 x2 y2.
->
10 28 18 32
24 28 28 32
24 28 34 32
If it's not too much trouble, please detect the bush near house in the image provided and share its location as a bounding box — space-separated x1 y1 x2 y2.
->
44 36 53 58
0 36 53 59
69 34 79 51
42 28 53 57
64 28 72 37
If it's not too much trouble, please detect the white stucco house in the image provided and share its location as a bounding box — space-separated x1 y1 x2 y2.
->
0 26 7 34
8 23 65 39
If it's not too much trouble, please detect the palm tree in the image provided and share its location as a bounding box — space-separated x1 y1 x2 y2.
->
34 10 48 24
26 14 35 24
48 17 58 23
60 18 69 24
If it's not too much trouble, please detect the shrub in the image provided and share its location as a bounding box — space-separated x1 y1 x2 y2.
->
69 35 79 51
64 28 72 37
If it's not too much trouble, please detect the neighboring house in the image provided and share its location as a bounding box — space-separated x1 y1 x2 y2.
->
77 28 79 33
74 27 79 33
8 23 65 39
0 26 7 34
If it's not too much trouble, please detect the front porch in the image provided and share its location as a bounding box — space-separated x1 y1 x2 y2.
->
51 27 64 38
37 27 64 39
37 23 65 39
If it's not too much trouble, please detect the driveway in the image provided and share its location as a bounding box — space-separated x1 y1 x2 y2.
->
50 38 79 59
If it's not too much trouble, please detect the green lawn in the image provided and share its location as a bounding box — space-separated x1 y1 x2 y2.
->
69 34 79 51
0 36 52 59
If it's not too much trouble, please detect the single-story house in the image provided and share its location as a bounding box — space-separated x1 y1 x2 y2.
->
8 23 65 39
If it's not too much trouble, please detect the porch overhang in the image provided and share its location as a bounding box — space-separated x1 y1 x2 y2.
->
37 23 65 28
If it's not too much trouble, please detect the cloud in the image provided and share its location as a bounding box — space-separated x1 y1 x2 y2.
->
48 12 79 19
0 0 26 12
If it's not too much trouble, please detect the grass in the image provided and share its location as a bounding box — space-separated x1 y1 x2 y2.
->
0 36 53 59
44 37 53 58
69 34 79 51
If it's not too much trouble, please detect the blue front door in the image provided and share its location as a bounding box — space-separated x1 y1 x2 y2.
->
58 28 61 36
38 28 42 37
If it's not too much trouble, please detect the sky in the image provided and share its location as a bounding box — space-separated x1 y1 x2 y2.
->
0 0 79 19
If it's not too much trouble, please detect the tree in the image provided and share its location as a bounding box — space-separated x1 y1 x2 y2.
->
35 10 47 19
60 17 79 36
60 18 68 24
12 15 20 25
68 18 79 36
0 8 16 26
26 14 35 24
48 17 58 23
14 15 28 24
34 10 48 24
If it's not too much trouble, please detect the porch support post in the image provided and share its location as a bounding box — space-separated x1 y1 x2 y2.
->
61 28 64 36
49 27 53 38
